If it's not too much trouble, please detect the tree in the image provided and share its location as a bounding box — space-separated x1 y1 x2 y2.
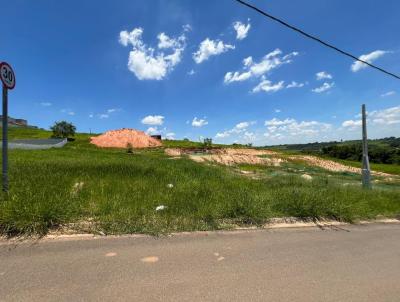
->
51 121 76 138
202 138 213 148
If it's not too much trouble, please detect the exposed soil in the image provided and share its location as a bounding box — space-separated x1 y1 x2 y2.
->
165 148 285 166
91 128 162 149
165 148 396 178
288 155 392 177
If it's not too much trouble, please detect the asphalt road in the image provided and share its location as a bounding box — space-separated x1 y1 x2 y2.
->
1 223 400 302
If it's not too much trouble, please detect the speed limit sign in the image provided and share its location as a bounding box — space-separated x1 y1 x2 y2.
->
1 61 15 192
0 62 16 90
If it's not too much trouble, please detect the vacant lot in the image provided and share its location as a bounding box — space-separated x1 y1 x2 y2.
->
0 129 399 236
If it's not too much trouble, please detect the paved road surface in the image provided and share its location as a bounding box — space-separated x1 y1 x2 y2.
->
1 223 400 301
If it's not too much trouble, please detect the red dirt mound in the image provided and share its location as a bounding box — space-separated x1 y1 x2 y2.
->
90 128 162 149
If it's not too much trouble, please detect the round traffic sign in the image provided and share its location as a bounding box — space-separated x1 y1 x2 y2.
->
0 62 16 89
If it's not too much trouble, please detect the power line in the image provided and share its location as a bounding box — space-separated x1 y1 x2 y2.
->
234 0 400 81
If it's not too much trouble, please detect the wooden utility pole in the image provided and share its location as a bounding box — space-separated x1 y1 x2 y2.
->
361 104 371 188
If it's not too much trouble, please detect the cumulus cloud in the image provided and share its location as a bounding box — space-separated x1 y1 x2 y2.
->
165 132 175 139
233 20 251 40
342 106 400 131
215 121 256 139
341 119 362 130
312 82 334 93
193 38 235 64
141 115 164 125
316 71 332 80
119 27 186 80
370 106 400 125
191 117 208 127
224 49 298 84
264 118 332 139
351 50 389 72
252 78 285 93
381 91 395 97
286 81 305 89
145 126 159 135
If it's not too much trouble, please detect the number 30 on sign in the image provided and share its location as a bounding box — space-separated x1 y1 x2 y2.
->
0 62 16 90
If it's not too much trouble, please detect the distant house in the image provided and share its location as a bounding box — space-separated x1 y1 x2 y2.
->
0 115 31 127
151 135 162 140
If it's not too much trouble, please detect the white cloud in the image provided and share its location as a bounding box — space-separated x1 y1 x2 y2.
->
188 69 195 76
342 119 362 129
215 121 255 139
316 71 332 80
369 106 400 125
183 24 192 32
312 82 334 93
193 38 235 64
264 118 332 139
381 91 396 97
40 102 52 107
157 32 185 49
191 117 208 127
342 106 400 131
265 118 296 126
233 20 251 40
235 121 249 129
145 127 159 135
99 114 109 119
275 109 281 113
252 78 285 93
61 109 75 116
119 27 186 80
224 49 298 84
351 50 388 72
141 115 165 125
166 132 175 139
215 131 230 138
93 108 121 119
107 108 121 113
243 131 256 141
286 81 305 88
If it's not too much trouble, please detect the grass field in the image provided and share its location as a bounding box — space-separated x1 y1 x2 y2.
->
0 128 399 236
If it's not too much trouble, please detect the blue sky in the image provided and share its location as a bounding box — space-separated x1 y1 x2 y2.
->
1 0 399 145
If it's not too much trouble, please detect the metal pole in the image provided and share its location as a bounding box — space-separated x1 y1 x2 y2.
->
361 104 371 188
2 85 8 192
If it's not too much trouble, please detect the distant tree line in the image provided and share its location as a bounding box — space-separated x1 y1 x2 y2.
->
321 137 400 164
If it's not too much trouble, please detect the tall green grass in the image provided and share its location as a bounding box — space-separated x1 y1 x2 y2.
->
0 138 399 236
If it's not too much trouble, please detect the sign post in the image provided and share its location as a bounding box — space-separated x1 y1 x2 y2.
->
361 104 371 188
0 62 16 193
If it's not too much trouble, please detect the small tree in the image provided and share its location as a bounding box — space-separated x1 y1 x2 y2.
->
203 138 213 148
51 121 76 138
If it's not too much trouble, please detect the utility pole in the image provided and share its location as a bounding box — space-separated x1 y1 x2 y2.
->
361 104 371 188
